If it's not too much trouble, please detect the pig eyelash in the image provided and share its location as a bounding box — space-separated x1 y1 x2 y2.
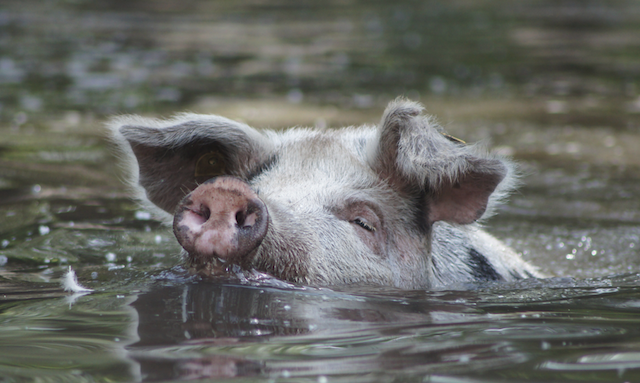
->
353 218 376 232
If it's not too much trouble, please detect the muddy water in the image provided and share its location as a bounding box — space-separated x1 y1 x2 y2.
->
1 0 640 382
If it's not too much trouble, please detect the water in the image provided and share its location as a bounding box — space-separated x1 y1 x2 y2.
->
1 0 640 381
4 276 640 381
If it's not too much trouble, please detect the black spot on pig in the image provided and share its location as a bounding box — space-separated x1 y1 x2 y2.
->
509 270 524 280
468 249 503 281
413 194 431 234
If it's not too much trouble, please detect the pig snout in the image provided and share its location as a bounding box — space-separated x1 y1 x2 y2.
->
173 176 268 264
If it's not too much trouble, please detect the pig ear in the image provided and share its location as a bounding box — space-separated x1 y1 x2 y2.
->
370 98 515 225
108 113 274 218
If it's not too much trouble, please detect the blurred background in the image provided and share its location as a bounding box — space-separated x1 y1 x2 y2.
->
2 0 639 122
1 0 640 278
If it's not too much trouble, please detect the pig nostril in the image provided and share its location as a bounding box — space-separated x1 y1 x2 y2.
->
236 210 246 228
197 205 211 221
236 207 260 229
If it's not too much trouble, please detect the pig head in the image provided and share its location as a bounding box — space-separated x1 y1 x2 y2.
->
109 99 540 289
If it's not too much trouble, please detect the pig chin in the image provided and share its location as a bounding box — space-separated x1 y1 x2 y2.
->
172 176 270 275
178 233 266 276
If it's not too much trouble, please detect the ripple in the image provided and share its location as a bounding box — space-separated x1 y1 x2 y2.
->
542 352 640 371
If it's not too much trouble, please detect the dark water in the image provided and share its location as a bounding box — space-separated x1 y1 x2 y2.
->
5 275 640 382
1 0 640 381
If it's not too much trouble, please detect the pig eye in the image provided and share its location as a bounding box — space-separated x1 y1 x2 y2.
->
194 152 226 178
353 218 376 232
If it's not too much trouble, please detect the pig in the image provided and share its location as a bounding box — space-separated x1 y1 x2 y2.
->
109 98 540 289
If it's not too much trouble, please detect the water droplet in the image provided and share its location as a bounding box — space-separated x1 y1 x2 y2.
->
105 252 117 262
38 226 50 236
135 211 151 220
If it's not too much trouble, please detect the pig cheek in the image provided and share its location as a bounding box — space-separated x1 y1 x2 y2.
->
354 227 387 257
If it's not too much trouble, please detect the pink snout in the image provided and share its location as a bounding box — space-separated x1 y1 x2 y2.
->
173 176 268 264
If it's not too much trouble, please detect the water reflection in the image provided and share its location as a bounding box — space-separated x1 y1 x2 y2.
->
0 290 142 382
119 275 640 381
3 273 640 381
127 280 508 381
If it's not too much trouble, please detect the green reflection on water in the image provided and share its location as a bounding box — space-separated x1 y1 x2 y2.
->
0 293 140 382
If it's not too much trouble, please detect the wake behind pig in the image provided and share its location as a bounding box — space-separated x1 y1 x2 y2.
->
109 98 540 289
